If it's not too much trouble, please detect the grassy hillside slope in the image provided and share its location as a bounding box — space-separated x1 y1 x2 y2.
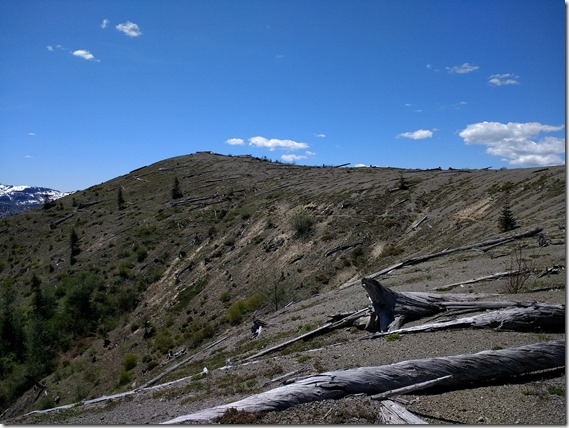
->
0 152 565 423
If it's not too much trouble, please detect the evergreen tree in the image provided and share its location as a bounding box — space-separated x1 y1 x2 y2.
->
498 201 518 232
171 176 183 199
117 187 126 210
70 228 80 265
0 281 26 362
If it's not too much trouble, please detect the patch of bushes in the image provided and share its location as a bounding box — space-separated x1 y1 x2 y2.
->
117 368 132 387
122 353 137 371
225 292 265 325
290 212 315 237
152 328 174 354
382 245 403 257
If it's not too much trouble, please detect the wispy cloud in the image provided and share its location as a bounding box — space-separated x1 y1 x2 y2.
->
446 62 479 74
281 154 306 162
459 121 565 166
225 138 245 146
488 73 520 86
397 129 434 140
101 19 110 29
116 21 142 37
314 133 326 138
72 49 98 61
28 132 36 136
46 45 54 51
281 151 315 163
248 136 308 151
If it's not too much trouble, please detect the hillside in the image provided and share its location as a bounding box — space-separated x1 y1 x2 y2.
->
0 152 565 424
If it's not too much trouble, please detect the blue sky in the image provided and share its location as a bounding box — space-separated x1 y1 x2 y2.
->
0 0 565 192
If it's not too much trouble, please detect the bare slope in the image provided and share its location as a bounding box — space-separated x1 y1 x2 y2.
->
0 153 565 424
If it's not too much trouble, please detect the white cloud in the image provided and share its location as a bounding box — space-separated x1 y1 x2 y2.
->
398 129 434 140
101 19 110 29
248 136 309 151
315 133 326 138
28 132 36 136
72 49 97 61
46 45 54 51
225 138 245 146
281 154 307 162
459 121 565 166
116 21 142 37
446 62 479 74
488 73 520 86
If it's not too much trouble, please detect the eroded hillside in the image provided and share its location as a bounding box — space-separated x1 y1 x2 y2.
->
0 153 565 423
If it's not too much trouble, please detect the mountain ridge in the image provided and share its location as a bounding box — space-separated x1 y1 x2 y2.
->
0 184 71 218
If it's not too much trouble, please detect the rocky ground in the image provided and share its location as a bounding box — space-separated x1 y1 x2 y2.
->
6 225 566 425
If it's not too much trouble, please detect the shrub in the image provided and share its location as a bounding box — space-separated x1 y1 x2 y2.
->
382 245 403 257
152 328 174 353
290 212 314 237
225 292 265 325
117 368 132 387
122 353 137 371
219 291 231 303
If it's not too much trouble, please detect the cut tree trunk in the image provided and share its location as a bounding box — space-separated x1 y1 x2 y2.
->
361 277 523 332
161 340 564 424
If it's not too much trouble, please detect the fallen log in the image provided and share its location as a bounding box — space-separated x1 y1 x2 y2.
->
361 277 520 332
244 308 370 361
324 241 363 257
161 340 564 424
432 269 528 291
338 227 543 290
362 303 565 339
138 335 228 389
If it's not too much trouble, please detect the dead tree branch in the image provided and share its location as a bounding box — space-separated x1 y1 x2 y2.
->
379 400 428 424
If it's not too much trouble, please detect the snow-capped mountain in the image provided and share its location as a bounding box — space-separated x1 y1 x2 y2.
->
0 184 71 218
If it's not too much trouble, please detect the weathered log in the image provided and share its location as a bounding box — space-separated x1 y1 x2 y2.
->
432 269 528 291
338 227 543 290
361 277 512 332
244 308 370 361
137 335 228 390
49 212 75 229
161 340 564 424
379 400 428 424
324 241 363 257
362 303 565 339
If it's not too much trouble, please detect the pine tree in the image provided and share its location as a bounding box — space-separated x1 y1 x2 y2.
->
171 176 183 199
117 187 126 210
70 228 80 265
498 201 518 232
